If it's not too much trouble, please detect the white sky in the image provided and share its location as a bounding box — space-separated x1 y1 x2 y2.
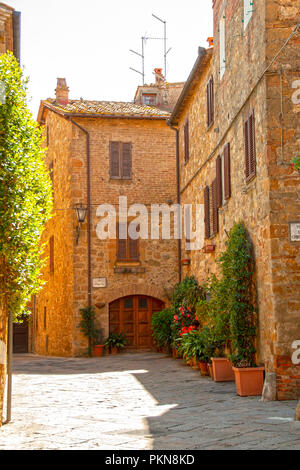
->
7 0 213 118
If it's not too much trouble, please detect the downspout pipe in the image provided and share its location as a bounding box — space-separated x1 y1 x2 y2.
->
168 123 182 283
12 11 21 65
69 118 92 309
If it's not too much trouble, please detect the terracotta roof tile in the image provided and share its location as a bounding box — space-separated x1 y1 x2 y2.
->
45 99 170 118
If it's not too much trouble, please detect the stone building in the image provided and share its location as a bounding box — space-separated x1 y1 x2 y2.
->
134 67 184 113
168 0 300 400
0 1 21 425
34 79 178 357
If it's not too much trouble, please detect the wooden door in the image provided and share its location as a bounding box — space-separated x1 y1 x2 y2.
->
13 318 29 353
109 296 164 349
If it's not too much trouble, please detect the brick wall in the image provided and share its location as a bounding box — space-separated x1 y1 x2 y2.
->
0 4 14 55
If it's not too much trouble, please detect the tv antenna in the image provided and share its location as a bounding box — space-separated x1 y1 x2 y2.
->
129 15 171 86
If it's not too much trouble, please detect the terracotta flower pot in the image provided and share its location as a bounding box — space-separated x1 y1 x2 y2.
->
199 361 209 376
208 363 213 379
233 366 265 396
93 345 105 357
211 357 235 382
110 347 118 355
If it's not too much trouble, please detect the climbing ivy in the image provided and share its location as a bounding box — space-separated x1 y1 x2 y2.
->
0 53 53 319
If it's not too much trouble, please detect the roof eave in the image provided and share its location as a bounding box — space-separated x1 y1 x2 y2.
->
168 47 213 127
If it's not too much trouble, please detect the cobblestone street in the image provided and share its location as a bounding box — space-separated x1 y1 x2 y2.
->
0 352 299 450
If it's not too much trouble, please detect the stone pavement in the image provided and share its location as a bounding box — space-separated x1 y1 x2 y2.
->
0 352 299 450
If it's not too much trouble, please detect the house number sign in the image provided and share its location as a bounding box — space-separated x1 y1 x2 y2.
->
93 278 107 288
289 222 300 242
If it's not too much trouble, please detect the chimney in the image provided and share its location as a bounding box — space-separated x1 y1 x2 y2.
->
154 68 164 87
55 78 69 105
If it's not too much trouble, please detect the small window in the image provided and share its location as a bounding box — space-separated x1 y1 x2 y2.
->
124 298 133 309
219 15 226 79
142 94 157 106
110 142 132 179
117 223 139 262
243 0 254 30
184 120 189 163
138 298 148 310
244 111 256 182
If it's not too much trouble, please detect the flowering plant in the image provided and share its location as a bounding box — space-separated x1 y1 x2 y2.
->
291 155 300 170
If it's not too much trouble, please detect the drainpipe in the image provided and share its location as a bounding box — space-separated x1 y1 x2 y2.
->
168 124 182 283
12 11 21 65
69 118 92 309
5 310 13 424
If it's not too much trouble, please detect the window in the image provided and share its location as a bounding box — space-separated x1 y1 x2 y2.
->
142 94 157 106
223 143 231 200
244 0 254 30
207 76 214 128
117 223 139 262
204 186 210 239
219 15 226 79
244 111 256 182
49 236 54 274
110 142 132 179
184 120 189 163
211 179 219 236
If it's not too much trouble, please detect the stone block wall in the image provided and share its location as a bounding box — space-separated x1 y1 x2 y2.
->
0 4 13 55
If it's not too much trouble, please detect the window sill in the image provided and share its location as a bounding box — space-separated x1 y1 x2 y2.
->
110 177 132 181
115 261 140 267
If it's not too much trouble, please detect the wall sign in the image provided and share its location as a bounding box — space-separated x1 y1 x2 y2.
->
93 278 107 288
289 222 300 242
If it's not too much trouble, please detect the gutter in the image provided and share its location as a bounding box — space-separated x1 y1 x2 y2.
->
168 125 182 283
68 118 92 311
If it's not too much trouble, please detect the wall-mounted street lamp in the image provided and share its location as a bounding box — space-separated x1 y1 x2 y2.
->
75 203 87 245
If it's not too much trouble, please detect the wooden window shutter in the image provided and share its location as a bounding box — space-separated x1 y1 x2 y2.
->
207 76 214 127
212 178 219 235
224 143 231 200
117 223 127 260
204 186 210 239
129 225 139 260
216 155 222 208
244 111 256 182
249 112 256 178
110 142 120 178
184 120 189 162
121 143 132 179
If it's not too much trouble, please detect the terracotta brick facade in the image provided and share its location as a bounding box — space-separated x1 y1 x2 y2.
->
169 0 300 400
35 95 178 357
0 3 13 54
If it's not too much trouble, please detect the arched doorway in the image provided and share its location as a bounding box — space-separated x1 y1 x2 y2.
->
109 296 165 349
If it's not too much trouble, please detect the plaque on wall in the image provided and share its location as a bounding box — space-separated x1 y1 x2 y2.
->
289 222 300 242
93 278 107 288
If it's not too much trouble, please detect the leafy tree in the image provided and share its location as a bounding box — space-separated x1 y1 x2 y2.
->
0 52 53 318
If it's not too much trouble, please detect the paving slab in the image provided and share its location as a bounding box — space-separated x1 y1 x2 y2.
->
0 352 298 450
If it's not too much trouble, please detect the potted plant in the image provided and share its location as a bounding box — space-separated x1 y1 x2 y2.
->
151 308 174 354
105 332 128 354
93 328 105 357
222 222 264 396
79 306 97 357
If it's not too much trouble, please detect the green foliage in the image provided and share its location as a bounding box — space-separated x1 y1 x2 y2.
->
178 329 210 363
151 308 174 348
219 222 257 367
172 276 200 313
79 306 97 356
0 53 53 318
105 332 128 350
291 155 300 170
